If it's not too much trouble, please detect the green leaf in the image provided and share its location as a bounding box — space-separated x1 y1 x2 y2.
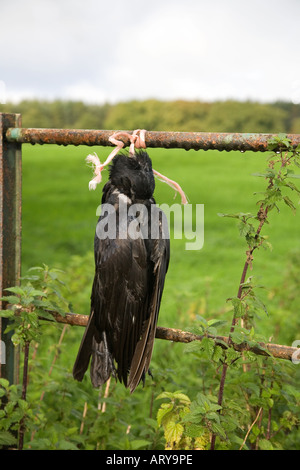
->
258 439 274 450
173 392 191 404
129 439 151 450
157 404 173 426
4 286 25 296
248 293 269 316
207 403 222 413
0 295 21 305
156 391 175 401
0 309 15 318
238 221 253 237
207 319 227 329
252 172 269 178
164 421 184 445
184 424 205 438
0 378 10 389
285 181 300 194
212 345 224 363
210 422 227 440
229 330 246 345
0 430 17 446
201 337 215 359
283 195 296 213
230 297 244 318
27 289 47 298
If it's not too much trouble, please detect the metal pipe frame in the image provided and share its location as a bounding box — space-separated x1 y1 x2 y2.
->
6 127 300 152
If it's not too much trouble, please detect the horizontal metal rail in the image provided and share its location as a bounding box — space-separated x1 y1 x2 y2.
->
5 127 300 152
48 311 297 361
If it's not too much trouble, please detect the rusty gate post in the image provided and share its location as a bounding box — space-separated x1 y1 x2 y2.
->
0 113 22 384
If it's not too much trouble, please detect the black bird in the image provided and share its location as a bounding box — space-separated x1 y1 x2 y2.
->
73 150 170 393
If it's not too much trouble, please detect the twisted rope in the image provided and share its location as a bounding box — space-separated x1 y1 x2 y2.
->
86 129 188 204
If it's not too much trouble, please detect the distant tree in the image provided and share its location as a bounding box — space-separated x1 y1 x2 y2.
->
0 98 298 133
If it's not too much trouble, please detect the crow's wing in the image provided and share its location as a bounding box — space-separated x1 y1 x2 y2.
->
128 206 170 392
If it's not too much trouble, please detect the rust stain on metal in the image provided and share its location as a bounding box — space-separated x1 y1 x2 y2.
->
5 128 300 152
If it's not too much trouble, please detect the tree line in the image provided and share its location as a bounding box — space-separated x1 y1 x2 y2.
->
1 99 300 133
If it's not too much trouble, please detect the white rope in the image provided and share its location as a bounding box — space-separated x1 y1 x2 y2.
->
86 129 188 204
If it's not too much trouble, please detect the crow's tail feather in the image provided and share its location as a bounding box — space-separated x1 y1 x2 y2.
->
90 333 115 388
73 311 113 387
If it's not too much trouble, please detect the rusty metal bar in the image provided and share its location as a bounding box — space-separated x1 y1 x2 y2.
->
0 113 22 384
5 127 300 152
48 311 297 361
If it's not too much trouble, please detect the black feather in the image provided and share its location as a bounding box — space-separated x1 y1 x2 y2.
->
73 150 170 392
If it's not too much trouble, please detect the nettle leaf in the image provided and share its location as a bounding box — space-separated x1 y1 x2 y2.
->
27 266 45 272
212 345 224 363
27 288 47 298
156 391 176 401
201 337 215 359
129 439 151 450
258 438 274 450
229 328 248 345
172 392 191 404
207 319 228 329
164 421 184 445
184 341 204 355
210 422 227 440
156 405 174 427
4 286 25 296
218 212 239 219
0 378 10 389
0 430 17 446
288 174 300 179
268 133 291 150
218 212 255 220
35 309 55 321
252 172 269 178
207 403 222 413
283 195 296 213
0 309 15 318
0 295 21 305
184 424 206 439
229 297 245 318
225 347 242 364
285 181 300 194
238 221 255 237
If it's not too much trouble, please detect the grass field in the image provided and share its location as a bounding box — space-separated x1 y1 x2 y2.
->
22 144 300 339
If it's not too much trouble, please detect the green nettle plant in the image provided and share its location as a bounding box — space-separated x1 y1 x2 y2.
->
0 265 70 450
156 134 300 450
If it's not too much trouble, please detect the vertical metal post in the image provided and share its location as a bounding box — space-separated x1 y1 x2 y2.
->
0 113 22 384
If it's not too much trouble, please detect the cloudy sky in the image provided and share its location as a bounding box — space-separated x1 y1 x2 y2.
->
1 0 300 104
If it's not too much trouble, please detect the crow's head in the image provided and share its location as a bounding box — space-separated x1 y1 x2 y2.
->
109 150 155 201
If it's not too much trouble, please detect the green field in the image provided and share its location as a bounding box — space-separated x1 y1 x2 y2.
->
17 142 300 450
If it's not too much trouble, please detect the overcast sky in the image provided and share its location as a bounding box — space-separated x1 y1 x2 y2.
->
1 0 300 104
